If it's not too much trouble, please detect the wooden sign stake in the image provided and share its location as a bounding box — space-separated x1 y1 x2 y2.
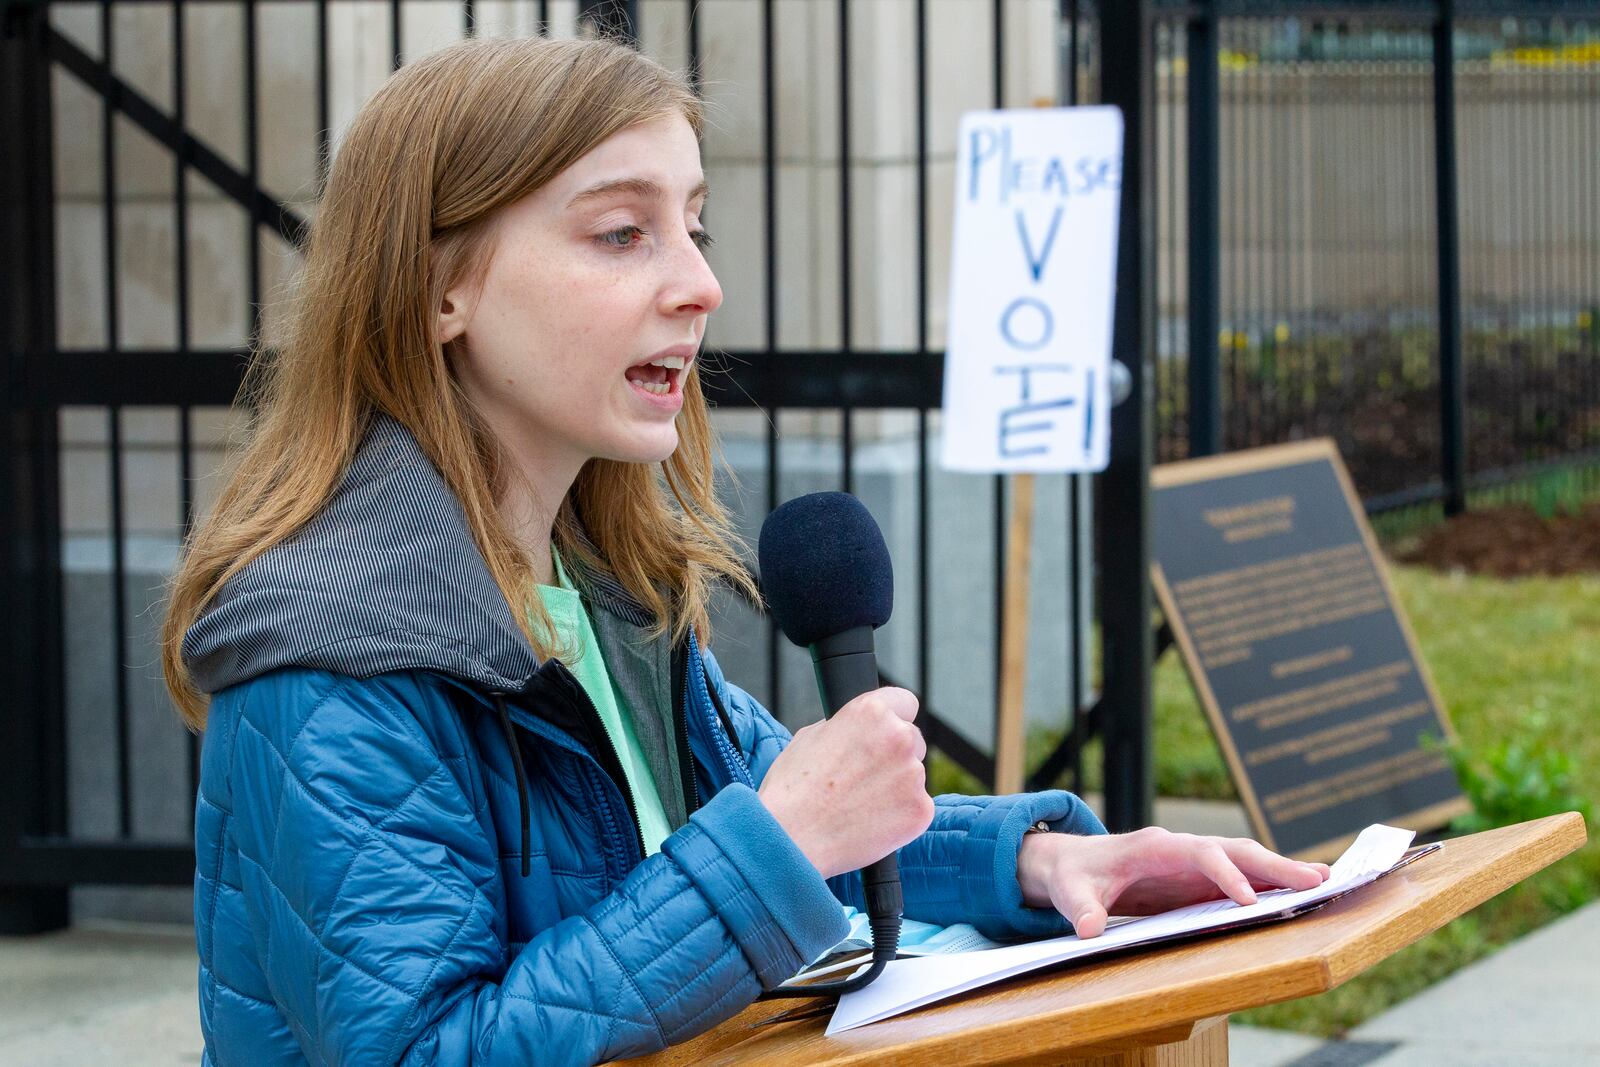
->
995 472 1035 794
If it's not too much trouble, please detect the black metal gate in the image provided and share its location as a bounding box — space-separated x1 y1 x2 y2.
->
0 0 1157 933
6 0 1597 934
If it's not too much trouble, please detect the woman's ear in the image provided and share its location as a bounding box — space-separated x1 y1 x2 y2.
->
437 286 471 346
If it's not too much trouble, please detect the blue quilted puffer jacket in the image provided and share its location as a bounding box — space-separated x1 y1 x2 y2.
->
184 416 1104 1066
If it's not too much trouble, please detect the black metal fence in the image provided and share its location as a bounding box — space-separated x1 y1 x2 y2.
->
3 0 1596 932
0 0 1133 932
1156 2 1600 513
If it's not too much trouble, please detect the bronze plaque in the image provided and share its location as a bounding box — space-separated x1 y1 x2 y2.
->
1151 440 1469 860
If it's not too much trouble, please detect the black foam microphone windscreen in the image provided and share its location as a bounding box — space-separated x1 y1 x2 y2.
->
757 491 893 648
755 491 905 999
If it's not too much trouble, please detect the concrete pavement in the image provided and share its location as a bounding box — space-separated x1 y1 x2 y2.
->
0 922 202 1066
1229 901 1600 1066
1349 900 1600 1065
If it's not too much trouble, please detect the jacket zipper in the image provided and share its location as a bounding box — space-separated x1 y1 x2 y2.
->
701 666 742 767
671 645 702 817
530 660 647 866
689 637 754 789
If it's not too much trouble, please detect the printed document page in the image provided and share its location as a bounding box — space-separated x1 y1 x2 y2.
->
827 823 1417 1034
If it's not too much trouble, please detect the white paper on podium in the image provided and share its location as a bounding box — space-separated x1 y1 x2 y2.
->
827 823 1419 1035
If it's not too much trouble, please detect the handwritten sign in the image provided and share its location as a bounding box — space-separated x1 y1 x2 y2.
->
940 107 1123 473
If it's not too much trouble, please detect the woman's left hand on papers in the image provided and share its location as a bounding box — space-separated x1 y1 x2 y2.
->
1016 827 1331 938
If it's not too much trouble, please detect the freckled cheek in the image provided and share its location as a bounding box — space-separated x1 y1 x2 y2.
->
536 272 612 326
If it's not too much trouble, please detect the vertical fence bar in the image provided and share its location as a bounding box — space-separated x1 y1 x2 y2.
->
916 407 930 720
1294 27 1307 420
182 396 198 800
838 0 851 358
992 479 1004 753
1434 0 1466 514
390 0 402 68
1512 30 1529 460
316 0 329 190
1222 18 1239 451
1537 28 1552 471
174 0 190 361
837 0 852 495
1380 31 1399 476
1402 31 1422 419
98 0 135 840
173 0 201 806
244 0 261 333
1235 19 1252 443
1066 467 1087 791
1187 1 1220 457
685 0 700 94
1067 0 1079 104
1511 23 1526 475
0 0 70 932
1589 35 1598 388
990 0 1006 776
109 407 132 837
1064 0 1084 792
1336 32 1357 415
100 1 117 359
764 414 780 713
915 0 930 718
1098 0 1156 832
1161 18 1172 448
1243 19 1261 444
761 0 781 717
1272 20 1290 438
841 407 853 494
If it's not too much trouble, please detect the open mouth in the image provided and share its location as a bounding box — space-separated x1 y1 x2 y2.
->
624 354 690 397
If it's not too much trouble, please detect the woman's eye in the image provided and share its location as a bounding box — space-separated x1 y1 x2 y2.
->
598 225 646 248
596 225 715 252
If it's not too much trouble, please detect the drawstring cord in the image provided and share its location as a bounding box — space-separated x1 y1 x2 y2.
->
493 693 532 877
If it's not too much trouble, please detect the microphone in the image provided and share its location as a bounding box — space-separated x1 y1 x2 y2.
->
757 491 902 996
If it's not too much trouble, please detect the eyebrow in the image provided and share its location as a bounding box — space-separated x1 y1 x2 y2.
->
567 177 710 208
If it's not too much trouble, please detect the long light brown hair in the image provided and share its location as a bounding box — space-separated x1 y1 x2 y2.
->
162 36 756 730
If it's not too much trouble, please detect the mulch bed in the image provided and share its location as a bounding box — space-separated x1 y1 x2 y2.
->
1392 503 1600 578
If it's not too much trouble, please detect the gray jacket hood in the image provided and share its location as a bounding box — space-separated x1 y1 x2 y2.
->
181 413 651 696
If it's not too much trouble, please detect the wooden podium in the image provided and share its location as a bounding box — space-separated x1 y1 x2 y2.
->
621 813 1586 1066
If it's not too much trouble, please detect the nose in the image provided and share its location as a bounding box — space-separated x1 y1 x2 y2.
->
660 229 723 318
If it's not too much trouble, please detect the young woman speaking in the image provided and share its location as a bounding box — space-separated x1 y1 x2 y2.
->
163 35 1325 1066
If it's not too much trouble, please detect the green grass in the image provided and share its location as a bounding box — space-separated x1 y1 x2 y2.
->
930 563 1600 1037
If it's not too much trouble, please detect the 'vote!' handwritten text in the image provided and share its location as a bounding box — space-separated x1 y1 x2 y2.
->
940 107 1123 474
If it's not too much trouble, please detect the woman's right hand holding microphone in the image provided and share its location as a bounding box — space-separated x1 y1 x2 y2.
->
757 686 934 880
